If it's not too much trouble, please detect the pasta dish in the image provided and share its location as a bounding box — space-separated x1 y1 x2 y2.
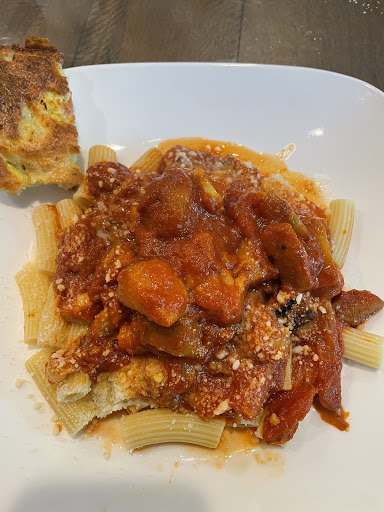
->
16 141 384 451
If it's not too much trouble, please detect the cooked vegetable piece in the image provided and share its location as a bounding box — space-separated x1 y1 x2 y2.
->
261 174 326 222
333 290 384 326
254 190 292 223
261 223 317 291
310 301 343 411
139 170 195 239
193 273 245 325
235 239 279 287
198 173 224 214
224 191 259 238
275 297 317 330
137 315 206 359
261 384 317 444
117 259 188 327
117 321 141 354
179 232 217 289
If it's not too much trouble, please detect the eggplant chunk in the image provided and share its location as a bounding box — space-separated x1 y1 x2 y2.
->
235 239 279 287
261 223 317 291
262 384 317 445
332 289 384 326
194 273 245 325
117 259 187 327
138 170 195 239
139 315 206 359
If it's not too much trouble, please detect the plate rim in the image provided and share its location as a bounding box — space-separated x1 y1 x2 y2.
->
64 61 384 98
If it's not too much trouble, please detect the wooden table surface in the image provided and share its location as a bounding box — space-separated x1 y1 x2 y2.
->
1 0 383 90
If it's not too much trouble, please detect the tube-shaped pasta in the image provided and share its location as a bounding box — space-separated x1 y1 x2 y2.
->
328 199 355 269
120 409 225 451
73 183 90 210
37 284 88 348
56 198 83 229
25 348 97 435
130 147 162 173
32 204 60 274
15 262 51 344
342 326 383 369
67 322 88 343
88 145 117 167
57 371 92 402
234 409 265 428
37 283 69 348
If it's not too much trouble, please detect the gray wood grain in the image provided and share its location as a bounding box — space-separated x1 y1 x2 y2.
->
73 0 244 66
0 0 93 67
239 0 384 90
0 0 383 90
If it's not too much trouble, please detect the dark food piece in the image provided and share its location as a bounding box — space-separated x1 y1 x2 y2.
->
135 314 207 359
139 169 196 239
261 223 317 291
275 298 317 330
294 301 343 412
235 239 279 287
332 289 384 326
262 384 317 444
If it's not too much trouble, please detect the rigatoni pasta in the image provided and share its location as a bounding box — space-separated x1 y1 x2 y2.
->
342 327 383 369
328 199 355 269
37 283 70 348
15 262 51 344
120 409 225 451
57 371 92 403
130 147 162 173
25 348 97 435
32 204 60 274
88 145 117 167
56 198 83 229
16 139 384 452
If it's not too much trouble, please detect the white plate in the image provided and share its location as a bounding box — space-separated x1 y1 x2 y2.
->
1 63 383 512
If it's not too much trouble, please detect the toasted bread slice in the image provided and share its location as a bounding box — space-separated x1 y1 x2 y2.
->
0 37 82 194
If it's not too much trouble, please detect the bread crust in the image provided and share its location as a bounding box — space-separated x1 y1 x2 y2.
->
0 37 82 194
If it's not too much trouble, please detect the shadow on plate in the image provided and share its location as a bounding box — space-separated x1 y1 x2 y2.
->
0 184 74 209
7 478 209 512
